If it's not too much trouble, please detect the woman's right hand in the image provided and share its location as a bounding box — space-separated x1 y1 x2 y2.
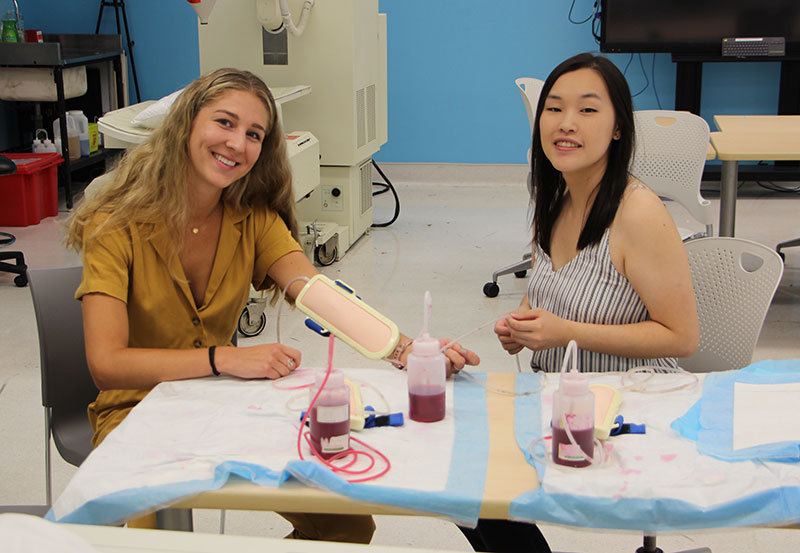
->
494 316 524 355
215 343 301 380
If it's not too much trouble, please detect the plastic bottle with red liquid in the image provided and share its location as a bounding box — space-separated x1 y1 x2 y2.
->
407 291 446 423
551 360 595 468
308 368 350 459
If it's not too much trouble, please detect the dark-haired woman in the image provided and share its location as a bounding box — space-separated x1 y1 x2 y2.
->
496 53 698 372
460 53 699 553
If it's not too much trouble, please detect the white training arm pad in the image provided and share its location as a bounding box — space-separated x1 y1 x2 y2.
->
295 275 400 359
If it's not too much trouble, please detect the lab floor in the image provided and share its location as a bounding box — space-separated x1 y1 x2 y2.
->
1 163 799 552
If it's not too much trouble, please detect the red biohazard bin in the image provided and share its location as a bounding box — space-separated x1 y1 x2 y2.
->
0 153 63 226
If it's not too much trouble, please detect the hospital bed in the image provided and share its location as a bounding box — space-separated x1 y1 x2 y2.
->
97 84 320 204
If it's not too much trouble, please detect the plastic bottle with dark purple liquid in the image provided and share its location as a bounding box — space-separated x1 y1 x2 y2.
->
407 291 446 423
551 369 594 468
308 369 350 459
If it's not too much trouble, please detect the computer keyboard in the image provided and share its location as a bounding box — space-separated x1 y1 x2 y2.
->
721 37 785 58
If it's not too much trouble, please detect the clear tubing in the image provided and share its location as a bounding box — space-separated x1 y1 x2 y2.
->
422 291 432 336
456 369 546 397
275 276 310 344
438 314 545 396
438 316 506 354
621 365 699 393
556 340 600 466
527 343 698 466
295 335 391 482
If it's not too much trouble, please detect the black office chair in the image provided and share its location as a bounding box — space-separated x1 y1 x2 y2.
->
0 154 28 287
28 265 98 506
776 237 799 261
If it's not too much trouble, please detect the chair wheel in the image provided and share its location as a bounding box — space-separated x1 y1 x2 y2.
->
14 274 27 287
514 270 528 278
238 308 267 337
483 282 499 298
315 243 337 266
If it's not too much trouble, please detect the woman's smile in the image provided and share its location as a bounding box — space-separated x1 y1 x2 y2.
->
187 89 268 193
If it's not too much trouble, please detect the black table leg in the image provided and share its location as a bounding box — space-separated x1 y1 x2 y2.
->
54 66 74 210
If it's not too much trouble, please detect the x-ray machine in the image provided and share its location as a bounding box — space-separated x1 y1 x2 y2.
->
193 0 388 265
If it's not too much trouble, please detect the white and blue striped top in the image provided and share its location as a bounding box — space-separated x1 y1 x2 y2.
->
527 227 677 372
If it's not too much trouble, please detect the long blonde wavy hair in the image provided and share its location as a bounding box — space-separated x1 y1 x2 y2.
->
66 68 298 298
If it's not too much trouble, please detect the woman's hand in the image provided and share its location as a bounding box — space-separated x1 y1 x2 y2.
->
399 340 480 378
82 292 302 389
215 343 301 380
505 307 572 352
441 340 481 377
494 316 524 355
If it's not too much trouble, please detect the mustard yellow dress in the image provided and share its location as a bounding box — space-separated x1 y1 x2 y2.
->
77 204 302 446
76 204 376 541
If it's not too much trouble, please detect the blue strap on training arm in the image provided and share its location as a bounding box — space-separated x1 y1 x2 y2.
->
610 415 646 436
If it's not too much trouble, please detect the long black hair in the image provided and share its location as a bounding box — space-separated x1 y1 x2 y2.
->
531 53 634 255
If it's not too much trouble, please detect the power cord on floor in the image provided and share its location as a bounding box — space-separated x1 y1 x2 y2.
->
756 180 800 193
752 161 800 194
371 159 400 228
0 232 16 247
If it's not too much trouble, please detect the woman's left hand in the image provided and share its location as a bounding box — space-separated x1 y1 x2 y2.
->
505 307 571 351
400 340 480 378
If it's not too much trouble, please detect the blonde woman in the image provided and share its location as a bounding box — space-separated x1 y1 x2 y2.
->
67 68 478 541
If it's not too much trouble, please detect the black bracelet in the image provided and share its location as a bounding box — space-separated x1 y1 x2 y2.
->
209 345 220 376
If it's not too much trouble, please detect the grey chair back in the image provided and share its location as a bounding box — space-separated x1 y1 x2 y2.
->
679 238 784 372
631 110 714 239
28 265 97 504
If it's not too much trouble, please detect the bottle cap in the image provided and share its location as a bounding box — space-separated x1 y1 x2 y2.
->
314 368 344 389
411 334 441 357
411 290 442 357
559 370 589 396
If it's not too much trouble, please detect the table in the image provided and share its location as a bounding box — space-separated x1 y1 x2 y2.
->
49 364 800 534
66 524 452 553
9 520 453 553
711 115 800 237
0 34 125 209
174 372 537 520
714 115 800 133
48 369 541 528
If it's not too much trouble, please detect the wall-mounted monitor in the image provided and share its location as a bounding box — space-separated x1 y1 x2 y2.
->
599 0 800 59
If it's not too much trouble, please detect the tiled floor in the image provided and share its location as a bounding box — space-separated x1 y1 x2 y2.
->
1 164 799 552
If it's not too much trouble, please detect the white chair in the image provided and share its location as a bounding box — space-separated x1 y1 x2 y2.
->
482 78 544 298
631 110 714 240
680 237 784 372
515 77 545 148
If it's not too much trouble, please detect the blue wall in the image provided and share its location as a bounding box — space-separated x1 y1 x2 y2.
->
3 0 785 164
376 0 782 163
